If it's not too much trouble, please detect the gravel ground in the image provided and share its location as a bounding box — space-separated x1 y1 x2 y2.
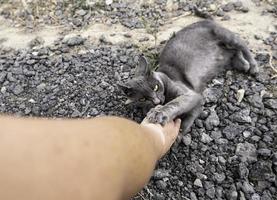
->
0 0 277 200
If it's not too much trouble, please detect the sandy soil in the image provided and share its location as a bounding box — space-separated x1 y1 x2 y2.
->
0 0 275 52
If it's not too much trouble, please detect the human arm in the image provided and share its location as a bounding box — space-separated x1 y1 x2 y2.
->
0 116 181 200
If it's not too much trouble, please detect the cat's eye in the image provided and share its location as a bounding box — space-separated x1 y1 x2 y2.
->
153 84 159 92
139 97 146 102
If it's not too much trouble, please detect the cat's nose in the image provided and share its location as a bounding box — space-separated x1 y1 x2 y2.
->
153 98 160 105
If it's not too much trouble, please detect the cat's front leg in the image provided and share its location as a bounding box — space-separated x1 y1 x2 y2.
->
146 91 202 126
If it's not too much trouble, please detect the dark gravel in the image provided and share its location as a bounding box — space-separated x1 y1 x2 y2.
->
0 37 276 200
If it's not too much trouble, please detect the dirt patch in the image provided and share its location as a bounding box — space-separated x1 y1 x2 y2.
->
0 0 275 50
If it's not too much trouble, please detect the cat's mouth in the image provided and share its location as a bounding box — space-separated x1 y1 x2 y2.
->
153 98 161 105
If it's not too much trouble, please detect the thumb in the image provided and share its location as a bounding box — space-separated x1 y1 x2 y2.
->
173 118 181 135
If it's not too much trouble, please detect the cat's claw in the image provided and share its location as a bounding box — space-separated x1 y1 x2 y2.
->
146 109 169 126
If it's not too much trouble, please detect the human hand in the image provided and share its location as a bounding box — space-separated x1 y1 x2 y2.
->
140 118 181 158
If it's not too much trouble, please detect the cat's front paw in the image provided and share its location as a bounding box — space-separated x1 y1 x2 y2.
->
146 108 169 126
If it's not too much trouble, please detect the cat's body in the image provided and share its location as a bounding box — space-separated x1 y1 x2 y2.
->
120 20 258 133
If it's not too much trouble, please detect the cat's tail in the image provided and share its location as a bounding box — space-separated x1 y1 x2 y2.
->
193 6 214 20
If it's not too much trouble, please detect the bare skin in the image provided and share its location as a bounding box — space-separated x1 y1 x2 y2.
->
0 116 181 200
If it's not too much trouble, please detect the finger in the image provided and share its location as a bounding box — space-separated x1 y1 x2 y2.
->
174 118 181 130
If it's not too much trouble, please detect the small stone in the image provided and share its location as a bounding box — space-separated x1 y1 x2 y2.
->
205 106 220 130
0 72 7 83
75 9 87 16
228 188 238 200
243 130 251 138
12 85 24 95
216 9 225 17
251 193 260 200
105 0 113 5
37 83 46 92
238 162 249 179
273 152 277 166
1 86 6 94
218 156 226 164
123 33 132 38
237 89 245 103
194 178 203 187
233 1 243 8
209 4 216 11
28 36 45 48
249 161 275 182
64 35 85 46
257 148 271 157
154 193 165 200
203 88 222 103
156 180 167 190
254 35 262 40
28 99 36 103
201 132 213 144
222 3 234 12
242 181 255 194
240 6 249 13
222 15 231 21
231 108 252 123
264 99 277 109
153 169 170 180
214 172 226 183
206 186 216 198
223 124 244 140
139 37 150 42
182 134 192 146
211 130 222 140
190 192 198 200
71 109 81 117
236 142 257 162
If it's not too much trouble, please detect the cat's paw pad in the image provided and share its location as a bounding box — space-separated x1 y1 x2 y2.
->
146 109 169 126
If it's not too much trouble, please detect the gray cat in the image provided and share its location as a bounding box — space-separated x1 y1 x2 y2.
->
119 19 258 133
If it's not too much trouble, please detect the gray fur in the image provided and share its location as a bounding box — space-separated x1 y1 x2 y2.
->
120 20 258 133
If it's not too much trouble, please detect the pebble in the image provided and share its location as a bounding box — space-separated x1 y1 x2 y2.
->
257 148 271 157
251 193 261 200
238 162 249 179
240 6 249 13
182 134 192 146
205 106 220 130
156 180 167 190
222 3 234 12
12 85 24 95
64 35 85 46
242 181 255 194
231 108 252 123
194 178 203 187
235 142 257 162
75 9 87 16
223 124 244 140
153 169 170 180
264 99 277 109
243 130 251 138
201 132 213 144
214 172 226 183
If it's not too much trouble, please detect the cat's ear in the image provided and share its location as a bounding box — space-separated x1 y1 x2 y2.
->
118 83 133 96
135 56 150 77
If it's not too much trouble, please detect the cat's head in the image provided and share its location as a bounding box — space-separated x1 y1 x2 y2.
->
119 56 165 107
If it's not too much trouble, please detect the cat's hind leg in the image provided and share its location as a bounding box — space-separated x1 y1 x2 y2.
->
211 23 258 74
231 51 251 73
